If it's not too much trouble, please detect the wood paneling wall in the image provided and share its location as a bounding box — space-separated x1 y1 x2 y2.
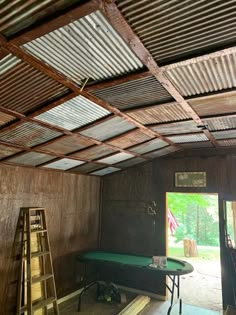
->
0 164 100 313
101 150 236 300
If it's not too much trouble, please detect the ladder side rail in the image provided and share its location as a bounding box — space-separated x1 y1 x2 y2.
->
26 210 33 314
41 210 59 315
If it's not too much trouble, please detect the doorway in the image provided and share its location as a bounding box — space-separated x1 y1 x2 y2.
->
166 192 222 313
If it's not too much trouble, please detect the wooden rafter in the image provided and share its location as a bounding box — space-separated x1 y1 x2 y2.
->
85 70 151 92
99 0 219 148
0 33 182 153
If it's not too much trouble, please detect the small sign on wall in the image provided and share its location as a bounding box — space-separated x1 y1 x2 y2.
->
175 171 207 187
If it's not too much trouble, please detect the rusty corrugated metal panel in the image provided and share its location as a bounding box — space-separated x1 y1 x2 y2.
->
43 158 84 170
0 144 22 159
0 0 79 37
212 130 236 140
71 162 104 174
91 75 173 109
218 139 236 146
0 111 16 126
80 116 136 141
0 54 21 74
189 92 236 117
2 61 69 114
71 144 117 161
144 146 180 158
181 141 213 149
165 51 236 97
117 0 236 64
127 103 191 125
41 135 94 155
115 157 146 169
0 122 62 147
129 138 167 154
203 115 236 131
151 120 199 135
107 130 153 149
35 96 111 130
91 167 120 176
168 133 208 143
97 152 134 164
8 152 55 166
23 10 143 85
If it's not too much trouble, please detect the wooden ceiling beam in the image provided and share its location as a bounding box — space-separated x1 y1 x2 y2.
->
0 139 124 168
99 0 218 147
85 70 151 92
161 47 236 71
7 0 101 46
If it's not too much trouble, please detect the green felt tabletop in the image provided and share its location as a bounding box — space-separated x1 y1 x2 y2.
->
78 251 193 275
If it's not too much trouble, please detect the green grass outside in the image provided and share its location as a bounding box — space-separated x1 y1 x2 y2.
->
168 246 220 260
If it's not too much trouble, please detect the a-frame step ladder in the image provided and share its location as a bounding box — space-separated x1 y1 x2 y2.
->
16 207 59 315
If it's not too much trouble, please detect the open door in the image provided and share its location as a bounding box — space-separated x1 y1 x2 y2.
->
219 198 236 309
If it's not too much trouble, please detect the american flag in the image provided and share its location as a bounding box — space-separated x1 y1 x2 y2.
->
167 209 179 235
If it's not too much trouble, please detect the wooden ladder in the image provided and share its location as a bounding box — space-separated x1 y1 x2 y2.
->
16 207 59 315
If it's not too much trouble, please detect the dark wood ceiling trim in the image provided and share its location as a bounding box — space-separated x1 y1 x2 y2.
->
85 70 151 92
8 0 102 46
99 0 217 147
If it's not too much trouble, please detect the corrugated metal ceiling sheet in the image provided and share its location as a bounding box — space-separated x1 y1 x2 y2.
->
151 120 199 135
212 130 236 140
71 144 117 161
80 116 136 141
70 162 104 174
0 0 79 37
107 129 153 149
129 138 167 154
35 95 111 130
40 135 94 155
189 92 236 117
0 144 22 159
218 139 236 146
168 133 208 143
91 166 120 176
2 60 69 114
0 54 21 74
181 141 213 149
0 111 16 126
8 152 55 166
115 157 146 169
117 0 236 64
91 75 173 110
23 10 143 85
165 51 236 97
203 115 236 131
97 152 134 164
144 146 180 158
0 122 62 147
127 103 191 125
43 158 84 170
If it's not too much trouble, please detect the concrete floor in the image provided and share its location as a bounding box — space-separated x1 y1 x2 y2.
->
49 289 136 315
50 291 222 315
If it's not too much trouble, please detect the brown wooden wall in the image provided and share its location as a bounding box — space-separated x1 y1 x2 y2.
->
100 150 236 300
0 164 100 312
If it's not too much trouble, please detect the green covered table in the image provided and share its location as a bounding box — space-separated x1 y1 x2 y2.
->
76 251 193 314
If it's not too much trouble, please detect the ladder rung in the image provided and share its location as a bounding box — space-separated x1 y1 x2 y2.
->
31 251 50 258
21 297 56 312
32 274 53 284
30 229 47 234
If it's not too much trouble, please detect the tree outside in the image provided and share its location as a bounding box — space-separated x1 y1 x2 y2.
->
167 193 220 259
